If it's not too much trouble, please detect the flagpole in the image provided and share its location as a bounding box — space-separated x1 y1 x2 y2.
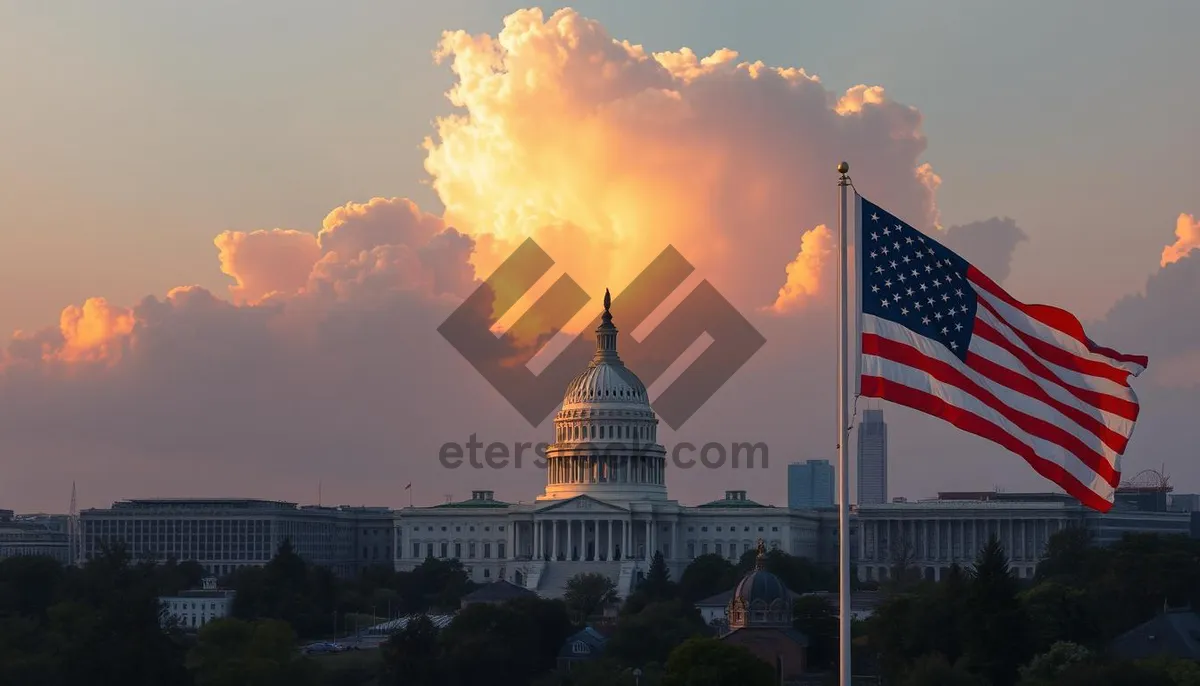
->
836 161 853 685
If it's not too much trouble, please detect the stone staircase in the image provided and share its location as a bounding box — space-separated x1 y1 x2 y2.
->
522 561 546 592
534 560 623 599
617 561 642 596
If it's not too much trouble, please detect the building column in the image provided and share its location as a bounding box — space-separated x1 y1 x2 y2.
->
508 523 516 560
607 519 614 560
567 519 574 560
552 520 559 559
671 521 677 560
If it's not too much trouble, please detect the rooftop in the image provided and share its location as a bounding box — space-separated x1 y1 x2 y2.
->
461 580 540 604
428 490 511 509
695 490 772 509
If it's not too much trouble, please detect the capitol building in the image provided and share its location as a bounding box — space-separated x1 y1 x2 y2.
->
394 292 831 597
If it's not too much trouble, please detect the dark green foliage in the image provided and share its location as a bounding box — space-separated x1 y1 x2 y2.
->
792 595 837 670
734 547 835 593
563 572 618 621
605 599 710 667
662 637 776 686
676 553 738 603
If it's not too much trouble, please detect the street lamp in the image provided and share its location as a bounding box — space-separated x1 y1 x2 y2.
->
632 668 642 686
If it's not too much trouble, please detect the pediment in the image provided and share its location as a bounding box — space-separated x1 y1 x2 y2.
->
535 495 629 514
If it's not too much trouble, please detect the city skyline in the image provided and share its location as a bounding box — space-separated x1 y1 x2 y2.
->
2 3 1199 513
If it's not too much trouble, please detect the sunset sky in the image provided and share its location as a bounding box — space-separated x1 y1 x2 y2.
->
1 2 1198 513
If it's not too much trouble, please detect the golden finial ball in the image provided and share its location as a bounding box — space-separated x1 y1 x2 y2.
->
837 161 849 174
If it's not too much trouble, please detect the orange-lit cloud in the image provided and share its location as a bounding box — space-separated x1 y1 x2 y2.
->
768 225 834 313
424 7 940 316
1161 213 1200 267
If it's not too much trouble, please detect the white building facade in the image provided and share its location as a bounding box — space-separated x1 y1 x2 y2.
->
856 491 1192 583
395 295 826 596
160 577 235 631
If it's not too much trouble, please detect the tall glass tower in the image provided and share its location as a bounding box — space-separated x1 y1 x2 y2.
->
857 409 888 505
788 460 835 508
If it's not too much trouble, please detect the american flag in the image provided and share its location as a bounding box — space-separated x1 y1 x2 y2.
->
857 195 1147 512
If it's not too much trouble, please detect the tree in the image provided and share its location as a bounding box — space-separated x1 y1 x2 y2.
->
1017 641 1093 684
641 552 676 601
1019 582 1099 652
793 595 837 671
438 600 570 686
606 599 710 667
735 548 834 593
662 637 775 686
963 536 1030 686
187 617 321 686
564 573 618 622
901 653 986 686
380 614 442 686
677 554 738 604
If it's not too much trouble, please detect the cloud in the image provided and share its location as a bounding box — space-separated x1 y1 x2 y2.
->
1161 213 1200 267
425 8 940 315
768 225 835 313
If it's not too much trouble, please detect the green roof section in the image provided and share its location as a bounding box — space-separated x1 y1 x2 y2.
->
425 490 510 509
695 490 771 509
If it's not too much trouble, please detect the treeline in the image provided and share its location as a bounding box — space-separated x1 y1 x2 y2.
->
867 529 1200 685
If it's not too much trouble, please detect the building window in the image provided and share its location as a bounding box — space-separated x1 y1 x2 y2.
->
483 543 492 559
484 568 491 578
715 543 723 557
701 543 708 555
572 642 588 655
455 543 462 558
498 542 507 558
701 526 708 532
412 542 420 558
469 542 476 558
456 526 461 532
439 542 447 558
772 526 779 532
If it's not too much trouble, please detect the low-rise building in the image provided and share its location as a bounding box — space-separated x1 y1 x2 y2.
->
557 626 609 671
160 577 235 631
855 488 1191 583
0 510 70 564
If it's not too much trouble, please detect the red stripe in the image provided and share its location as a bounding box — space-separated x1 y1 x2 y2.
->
976 297 1130 385
968 267 1148 369
972 319 1140 422
964 351 1129 453
860 375 1114 513
862 333 1120 487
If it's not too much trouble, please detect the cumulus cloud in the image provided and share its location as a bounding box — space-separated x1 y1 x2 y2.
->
425 8 940 315
1161 213 1200 267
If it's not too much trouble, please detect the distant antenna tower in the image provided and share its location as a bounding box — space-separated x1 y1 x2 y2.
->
444 494 453 503
68 482 78 567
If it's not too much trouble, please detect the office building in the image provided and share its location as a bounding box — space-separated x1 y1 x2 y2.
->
788 460 835 508
0 510 70 564
857 409 888 505
79 498 393 578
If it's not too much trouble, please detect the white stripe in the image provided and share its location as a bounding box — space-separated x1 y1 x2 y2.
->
971 279 1145 377
864 314 1122 477
969 333 1134 440
975 307 1137 402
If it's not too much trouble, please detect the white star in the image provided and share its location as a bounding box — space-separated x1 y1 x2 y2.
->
871 213 879 222
871 284 880 293
881 300 889 308
902 255 911 264
932 278 941 287
955 288 964 298
900 307 909 316
950 341 959 351
906 288 915 297
881 246 889 256
911 269 920 278
919 283 928 292
882 226 891 236
893 293 902 302
905 236 914 245
871 231 879 241
875 266 885 274
954 322 963 331
941 326 949 335
948 308 957 318
914 302 923 311
918 236 926 243
915 251 925 259
898 274 907 283
959 305 968 313
890 260 898 270
893 242 901 251
941 293 950 302
925 265 934 273
884 279 893 288
870 250 878 260
921 316 931 325
927 297 936 306
935 311 943 321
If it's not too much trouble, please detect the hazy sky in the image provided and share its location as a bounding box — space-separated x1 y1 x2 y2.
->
1 1 1197 513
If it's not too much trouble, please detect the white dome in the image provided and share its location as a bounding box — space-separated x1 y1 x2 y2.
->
562 363 649 408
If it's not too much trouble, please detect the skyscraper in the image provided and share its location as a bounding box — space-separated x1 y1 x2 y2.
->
857 409 888 505
788 460 835 508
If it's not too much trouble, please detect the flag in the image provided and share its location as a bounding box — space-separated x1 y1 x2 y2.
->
405 483 412 490
857 195 1147 512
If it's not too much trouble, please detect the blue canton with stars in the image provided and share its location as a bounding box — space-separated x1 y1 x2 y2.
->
859 196 978 362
